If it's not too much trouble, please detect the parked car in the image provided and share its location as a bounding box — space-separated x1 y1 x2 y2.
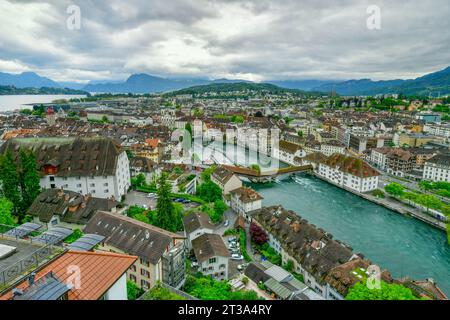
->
237 263 248 271
191 261 199 268
228 237 237 243
224 220 230 227
147 193 156 198
228 242 238 249
142 204 148 210
231 254 244 261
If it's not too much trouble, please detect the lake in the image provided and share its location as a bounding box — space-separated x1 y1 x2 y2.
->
0 95 86 112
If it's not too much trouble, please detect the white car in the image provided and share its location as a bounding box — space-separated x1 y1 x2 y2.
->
191 261 199 268
224 220 230 227
142 204 148 210
237 264 248 271
147 193 156 198
231 254 243 261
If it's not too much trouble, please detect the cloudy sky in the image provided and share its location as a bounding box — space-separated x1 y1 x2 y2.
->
0 0 449 83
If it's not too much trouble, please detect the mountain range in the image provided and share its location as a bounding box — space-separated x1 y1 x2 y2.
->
1 66 449 96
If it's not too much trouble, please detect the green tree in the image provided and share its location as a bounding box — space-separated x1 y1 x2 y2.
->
155 173 178 232
0 151 22 218
0 198 15 225
197 180 222 203
384 183 405 198
127 280 144 300
345 281 418 300
19 149 41 213
417 194 442 212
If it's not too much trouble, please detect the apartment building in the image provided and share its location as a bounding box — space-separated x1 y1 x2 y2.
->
318 154 380 193
423 154 450 182
211 166 243 196
192 233 230 280
84 211 186 290
0 137 131 200
229 187 263 222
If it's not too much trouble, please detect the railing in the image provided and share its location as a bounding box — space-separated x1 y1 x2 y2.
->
139 282 198 301
0 228 65 293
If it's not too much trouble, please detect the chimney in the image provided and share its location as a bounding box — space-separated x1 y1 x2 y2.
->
28 272 36 286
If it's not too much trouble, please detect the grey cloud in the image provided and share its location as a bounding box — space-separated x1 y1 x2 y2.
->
0 0 448 82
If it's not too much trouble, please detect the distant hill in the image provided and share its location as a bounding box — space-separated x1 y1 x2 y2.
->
269 80 340 91
313 66 450 96
0 85 89 95
1 67 449 96
0 72 60 88
165 82 314 97
82 74 212 93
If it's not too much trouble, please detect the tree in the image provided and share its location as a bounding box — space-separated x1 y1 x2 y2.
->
155 173 178 232
0 151 21 218
417 194 442 212
127 280 144 300
197 180 222 203
19 150 41 213
298 130 304 138
345 280 418 300
249 222 268 245
384 183 405 198
283 260 294 273
211 200 227 223
131 173 147 188
0 198 15 226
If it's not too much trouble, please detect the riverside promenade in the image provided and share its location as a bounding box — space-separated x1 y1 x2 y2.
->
308 172 447 231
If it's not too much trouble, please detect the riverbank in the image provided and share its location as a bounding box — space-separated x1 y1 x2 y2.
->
249 175 450 296
306 172 447 232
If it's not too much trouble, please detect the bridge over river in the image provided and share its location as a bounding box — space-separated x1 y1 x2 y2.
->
221 164 313 182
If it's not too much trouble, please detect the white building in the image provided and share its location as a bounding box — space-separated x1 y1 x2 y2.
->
423 124 450 139
211 166 243 196
369 148 389 170
317 154 380 193
423 154 450 182
273 140 306 165
320 140 346 157
1 137 130 200
192 233 230 280
229 187 263 222
182 212 215 250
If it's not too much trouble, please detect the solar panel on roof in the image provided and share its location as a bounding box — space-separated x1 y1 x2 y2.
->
32 227 73 245
67 234 105 251
4 222 42 238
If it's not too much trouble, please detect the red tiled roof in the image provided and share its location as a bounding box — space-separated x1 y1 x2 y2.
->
0 251 137 300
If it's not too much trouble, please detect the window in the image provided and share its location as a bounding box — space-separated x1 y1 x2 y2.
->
140 280 150 289
90 183 95 187
208 257 217 264
77 184 82 188
49 176 55 181
104 189 109 193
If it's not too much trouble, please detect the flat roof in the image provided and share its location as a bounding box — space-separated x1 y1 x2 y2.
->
0 238 44 271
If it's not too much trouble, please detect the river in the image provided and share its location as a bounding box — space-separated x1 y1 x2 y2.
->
249 175 450 295
0 95 86 112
